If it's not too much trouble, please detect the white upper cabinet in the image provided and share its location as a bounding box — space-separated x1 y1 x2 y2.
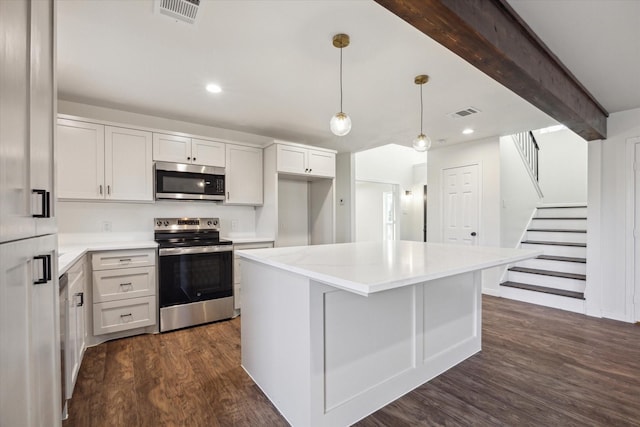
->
276 143 336 178
0 0 56 242
153 133 225 167
191 138 225 167
57 119 153 201
225 144 263 205
307 150 336 178
57 119 105 200
105 126 153 201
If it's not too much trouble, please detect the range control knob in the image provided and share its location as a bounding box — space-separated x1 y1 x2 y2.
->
213 219 219 226
156 220 162 227
164 220 170 226
207 220 213 226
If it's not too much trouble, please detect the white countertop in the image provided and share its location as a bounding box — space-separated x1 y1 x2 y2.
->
237 241 542 296
58 240 157 276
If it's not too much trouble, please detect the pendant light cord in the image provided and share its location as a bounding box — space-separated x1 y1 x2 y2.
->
339 46 344 113
420 83 424 134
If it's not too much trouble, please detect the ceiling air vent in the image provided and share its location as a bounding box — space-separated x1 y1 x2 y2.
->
155 0 201 25
448 107 481 119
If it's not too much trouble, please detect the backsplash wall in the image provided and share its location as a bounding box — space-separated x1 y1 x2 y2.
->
57 200 257 238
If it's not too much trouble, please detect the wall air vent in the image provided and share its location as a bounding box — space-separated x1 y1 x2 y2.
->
155 0 200 25
448 107 481 119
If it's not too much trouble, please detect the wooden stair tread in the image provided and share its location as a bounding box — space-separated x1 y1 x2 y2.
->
509 267 586 281
537 206 587 209
527 228 586 233
533 217 587 220
537 255 586 263
522 240 586 247
501 281 585 299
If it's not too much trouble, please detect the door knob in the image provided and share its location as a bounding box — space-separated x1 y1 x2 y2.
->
470 232 477 236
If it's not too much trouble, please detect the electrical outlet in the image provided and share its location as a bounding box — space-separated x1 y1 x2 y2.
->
101 221 112 232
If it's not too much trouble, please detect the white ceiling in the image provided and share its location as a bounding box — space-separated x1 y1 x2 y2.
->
56 0 639 153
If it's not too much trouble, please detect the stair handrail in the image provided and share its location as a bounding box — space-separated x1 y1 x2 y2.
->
512 131 543 198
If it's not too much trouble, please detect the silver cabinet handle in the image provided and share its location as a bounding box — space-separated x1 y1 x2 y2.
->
120 282 132 289
120 313 132 318
99 185 103 195
119 258 132 263
107 185 111 195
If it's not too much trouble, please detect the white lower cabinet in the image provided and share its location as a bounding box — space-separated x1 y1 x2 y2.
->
233 241 274 310
0 234 60 427
93 296 156 335
91 249 156 335
65 257 86 400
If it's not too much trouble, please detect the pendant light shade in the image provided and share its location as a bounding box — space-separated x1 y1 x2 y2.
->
413 133 431 152
330 34 351 136
413 74 430 152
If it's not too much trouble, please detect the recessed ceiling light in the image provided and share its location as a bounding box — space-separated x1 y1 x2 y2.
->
206 83 222 94
462 128 474 135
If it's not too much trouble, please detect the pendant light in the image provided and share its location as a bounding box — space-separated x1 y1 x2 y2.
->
413 74 431 152
330 34 351 136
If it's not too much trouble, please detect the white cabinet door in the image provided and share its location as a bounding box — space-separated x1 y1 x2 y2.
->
105 126 153 201
277 144 307 174
57 119 105 199
0 0 35 243
225 144 263 205
30 0 56 236
152 133 191 163
65 259 85 399
307 150 336 178
191 138 225 167
0 234 60 427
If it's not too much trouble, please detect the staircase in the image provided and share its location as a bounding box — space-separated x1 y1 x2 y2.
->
501 205 587 313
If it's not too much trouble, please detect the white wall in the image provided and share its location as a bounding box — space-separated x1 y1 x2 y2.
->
588 107 640 322
355 181 391 242
427 137 502 294
57 200 256 239
355 144 426 241
500 136 542 248
335 152 355 243
535 128 588 204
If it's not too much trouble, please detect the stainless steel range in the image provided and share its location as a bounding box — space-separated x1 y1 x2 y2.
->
154 217 234 332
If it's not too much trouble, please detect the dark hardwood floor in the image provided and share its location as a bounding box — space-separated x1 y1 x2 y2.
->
63 296 640 427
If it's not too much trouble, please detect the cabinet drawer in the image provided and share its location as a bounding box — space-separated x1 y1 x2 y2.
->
92 249 156 270
93 266 155 303
93 296 156 335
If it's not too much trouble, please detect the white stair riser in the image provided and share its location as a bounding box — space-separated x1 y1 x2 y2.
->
508 271 585 292
536 207 587 218
526 231 587 244
530 219 587 230
499 286 586 314
516 258 586 275
521 243 586 258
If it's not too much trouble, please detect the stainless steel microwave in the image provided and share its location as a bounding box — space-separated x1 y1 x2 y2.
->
155 161 225 201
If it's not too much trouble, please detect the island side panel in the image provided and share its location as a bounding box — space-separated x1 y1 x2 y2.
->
240 259 314 427
313 271 482 427
421 271 482 373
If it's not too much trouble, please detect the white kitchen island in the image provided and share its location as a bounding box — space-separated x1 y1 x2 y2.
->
237 241 540 427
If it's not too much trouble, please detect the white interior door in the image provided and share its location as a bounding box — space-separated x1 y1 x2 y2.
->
442 164 479 245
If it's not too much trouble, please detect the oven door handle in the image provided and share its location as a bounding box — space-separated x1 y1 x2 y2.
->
159 246 233 256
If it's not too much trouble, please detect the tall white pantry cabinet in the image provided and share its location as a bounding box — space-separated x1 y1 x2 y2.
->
0 0 62 426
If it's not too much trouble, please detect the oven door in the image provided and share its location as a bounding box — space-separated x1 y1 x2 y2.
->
158 246 233 308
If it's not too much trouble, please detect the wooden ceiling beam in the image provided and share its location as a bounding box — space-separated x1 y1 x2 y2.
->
374 0 608 140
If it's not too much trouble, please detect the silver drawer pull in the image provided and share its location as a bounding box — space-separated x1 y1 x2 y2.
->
120 313 132 318
120 282 132 287
119 258 132 263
